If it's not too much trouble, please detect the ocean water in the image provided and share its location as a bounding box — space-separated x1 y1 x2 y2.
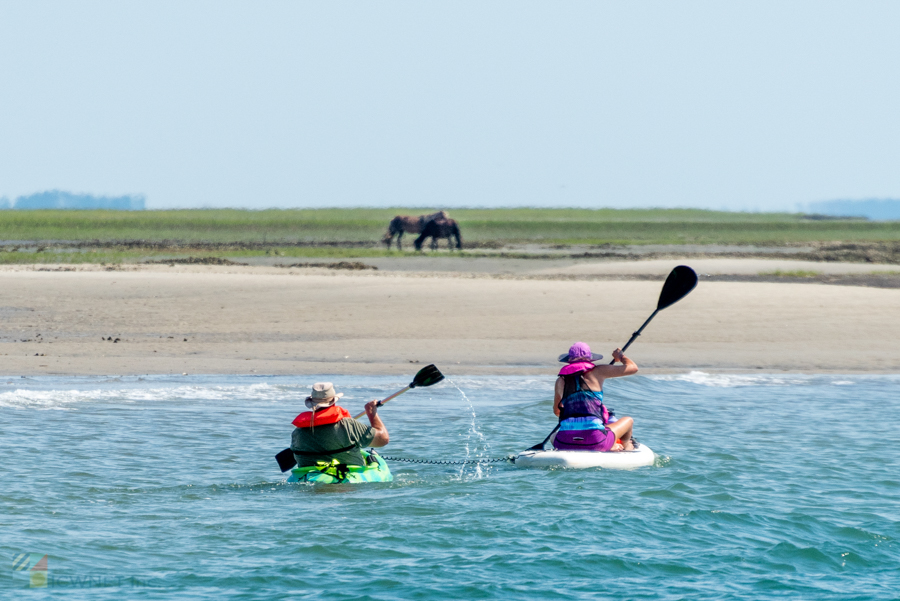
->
1 373 898 599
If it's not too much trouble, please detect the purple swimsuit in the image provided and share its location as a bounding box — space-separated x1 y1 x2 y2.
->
553 367 617 452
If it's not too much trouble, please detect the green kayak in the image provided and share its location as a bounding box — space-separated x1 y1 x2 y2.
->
287 450 393 484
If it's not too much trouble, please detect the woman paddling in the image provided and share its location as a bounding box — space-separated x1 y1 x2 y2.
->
553 342 638 452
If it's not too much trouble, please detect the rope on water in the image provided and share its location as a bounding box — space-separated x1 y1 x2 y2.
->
380 455 515 465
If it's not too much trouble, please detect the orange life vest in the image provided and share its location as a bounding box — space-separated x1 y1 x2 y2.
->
292 405 351 428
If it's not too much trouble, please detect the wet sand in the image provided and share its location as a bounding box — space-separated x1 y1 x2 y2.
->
0 260 898 376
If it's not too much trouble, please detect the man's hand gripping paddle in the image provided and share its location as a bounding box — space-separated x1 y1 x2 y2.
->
526 265 698 452
275 364 445 472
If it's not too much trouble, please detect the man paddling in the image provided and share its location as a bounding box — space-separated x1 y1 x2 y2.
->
553 342 637 452
291 382 389 467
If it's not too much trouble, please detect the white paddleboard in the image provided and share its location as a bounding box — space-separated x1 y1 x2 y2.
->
513 444 656 470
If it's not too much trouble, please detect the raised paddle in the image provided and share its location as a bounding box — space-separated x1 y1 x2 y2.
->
526 265 698 451
350 364 444 419
275 364 445 472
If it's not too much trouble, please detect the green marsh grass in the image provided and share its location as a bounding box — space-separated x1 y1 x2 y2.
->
0 208 897 264
0 208 896 246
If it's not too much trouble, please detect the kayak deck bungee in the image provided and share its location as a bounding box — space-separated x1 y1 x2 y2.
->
513 444 656 469
287 450 393 484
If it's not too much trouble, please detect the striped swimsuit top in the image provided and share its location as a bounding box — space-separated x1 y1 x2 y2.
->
558 371 608 431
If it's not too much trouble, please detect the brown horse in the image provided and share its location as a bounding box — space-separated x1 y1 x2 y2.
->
414 218 462 251
383 211 449 249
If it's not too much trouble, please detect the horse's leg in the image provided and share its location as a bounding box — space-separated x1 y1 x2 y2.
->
397 230 403 250
451 225 462 250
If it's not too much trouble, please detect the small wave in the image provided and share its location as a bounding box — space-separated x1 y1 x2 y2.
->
0 382 284 410
440 376 551 394
651 371 806 387
651 372 900 389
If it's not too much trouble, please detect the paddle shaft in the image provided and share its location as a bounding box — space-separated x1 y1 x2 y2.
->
352 385 411 420
609 309 658 364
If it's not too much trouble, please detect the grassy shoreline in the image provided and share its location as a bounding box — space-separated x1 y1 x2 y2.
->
0 208 898 264
0 208 896 245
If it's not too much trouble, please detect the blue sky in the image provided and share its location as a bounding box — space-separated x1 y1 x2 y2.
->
1 1 898 211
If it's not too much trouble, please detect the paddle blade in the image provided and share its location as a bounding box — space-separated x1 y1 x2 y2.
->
657 265 698 311
410 364 444 388
275 448 297 472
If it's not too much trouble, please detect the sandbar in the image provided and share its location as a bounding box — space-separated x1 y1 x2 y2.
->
0 260 897 376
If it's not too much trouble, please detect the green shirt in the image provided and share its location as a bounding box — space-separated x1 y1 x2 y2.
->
291 417 376 467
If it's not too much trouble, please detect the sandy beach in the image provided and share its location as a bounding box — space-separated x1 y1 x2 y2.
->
0 259 897 376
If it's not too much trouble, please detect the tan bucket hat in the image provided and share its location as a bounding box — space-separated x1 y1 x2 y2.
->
305 382 345 410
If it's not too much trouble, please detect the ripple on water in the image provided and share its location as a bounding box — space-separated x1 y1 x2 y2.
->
1 373 899 599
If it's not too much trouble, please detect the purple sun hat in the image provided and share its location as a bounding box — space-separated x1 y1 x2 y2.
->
558 342 603 363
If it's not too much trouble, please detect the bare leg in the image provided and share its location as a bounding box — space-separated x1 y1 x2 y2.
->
607 416 634 451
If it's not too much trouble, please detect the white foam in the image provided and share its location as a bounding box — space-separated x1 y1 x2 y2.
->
0 382 285 411
652 371 806 388
440 376 550 392
651 372 872 388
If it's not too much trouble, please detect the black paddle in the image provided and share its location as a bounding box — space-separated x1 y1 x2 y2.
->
275 364 445 472
526 265 698 451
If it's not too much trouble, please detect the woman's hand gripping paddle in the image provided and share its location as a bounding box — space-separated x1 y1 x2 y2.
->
526 265 698 452
275 364 445 472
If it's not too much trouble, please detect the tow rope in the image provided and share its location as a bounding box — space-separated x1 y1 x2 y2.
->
379 455 515 465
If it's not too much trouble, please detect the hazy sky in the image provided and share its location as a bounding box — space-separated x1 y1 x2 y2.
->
1 2 898 210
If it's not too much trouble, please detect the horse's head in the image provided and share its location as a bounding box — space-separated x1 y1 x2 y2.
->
449 220 462 248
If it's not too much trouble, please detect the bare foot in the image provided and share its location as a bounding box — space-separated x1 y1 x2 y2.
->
611 443 624 452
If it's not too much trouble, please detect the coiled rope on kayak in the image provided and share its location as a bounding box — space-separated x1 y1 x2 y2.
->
380 455 515 465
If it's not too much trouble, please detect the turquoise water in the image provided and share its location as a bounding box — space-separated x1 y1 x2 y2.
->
1 373 898 599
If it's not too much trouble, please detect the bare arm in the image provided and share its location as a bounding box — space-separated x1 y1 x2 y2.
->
365 400 390 447
588 348 639 380
553 377 564 416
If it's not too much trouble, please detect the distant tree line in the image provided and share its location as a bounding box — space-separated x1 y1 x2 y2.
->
0 190 145 210
805 199 900 221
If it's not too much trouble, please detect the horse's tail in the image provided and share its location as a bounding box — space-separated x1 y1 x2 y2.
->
388 216 409 235
381 217 394 245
